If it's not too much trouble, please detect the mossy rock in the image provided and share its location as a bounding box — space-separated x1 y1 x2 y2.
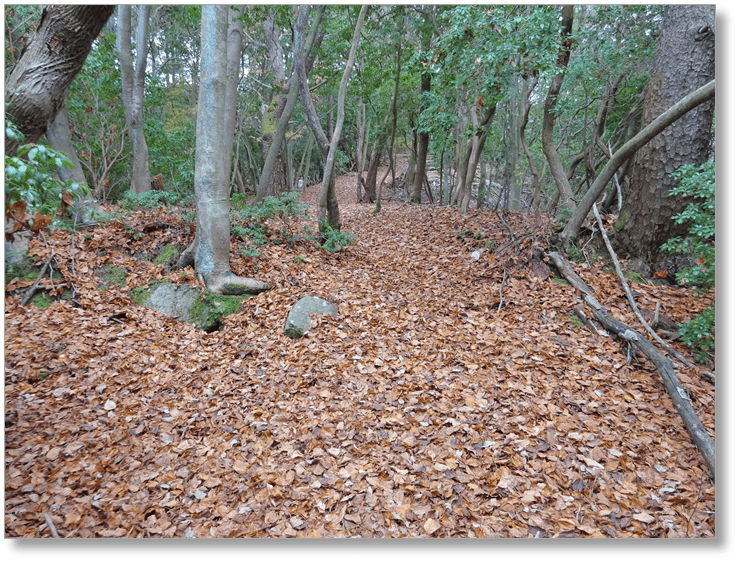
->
133 279 249 332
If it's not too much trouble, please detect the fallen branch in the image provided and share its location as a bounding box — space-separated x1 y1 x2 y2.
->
21 251 55 307
592 202 693 368
547 250 715 479
44 513 60 538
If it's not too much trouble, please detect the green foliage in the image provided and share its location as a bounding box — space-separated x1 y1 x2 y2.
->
661 159 715 359
5 115 86 227
318 220 356 253
231 192 311 259
120 189 182 211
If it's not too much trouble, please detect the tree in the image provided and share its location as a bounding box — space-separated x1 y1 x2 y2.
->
541 5 577 211
317 5 368 229
177 5 270 296
614 5 715 268
222 5 245 189
4 5 115 156
117 5 152 194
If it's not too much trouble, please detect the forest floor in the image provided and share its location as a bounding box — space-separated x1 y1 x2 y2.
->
4 165 715 538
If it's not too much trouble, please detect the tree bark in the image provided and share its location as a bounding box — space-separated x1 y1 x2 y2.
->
559 80 715 244
4 5 115 156
179 5 269 296
541 5 577 211
117 5 152 194
614 5 715 268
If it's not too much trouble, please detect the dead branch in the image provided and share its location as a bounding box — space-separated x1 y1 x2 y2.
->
21 251 55 306
592 202 693 368
547 250 715 479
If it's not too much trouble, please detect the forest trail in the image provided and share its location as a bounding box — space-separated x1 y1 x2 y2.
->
4 169 714 538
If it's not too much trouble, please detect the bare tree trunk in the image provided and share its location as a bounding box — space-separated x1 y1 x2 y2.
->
519 77 542 222
541 5 576 210
178 5 269 296
5 5 115 156
318 5 368 230
356 101 367 202
222 5 244 191
117 5 151 194
45 103 93 220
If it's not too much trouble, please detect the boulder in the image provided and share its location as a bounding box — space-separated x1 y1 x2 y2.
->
284 296 338 339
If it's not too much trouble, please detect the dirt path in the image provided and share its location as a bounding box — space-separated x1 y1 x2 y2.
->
4 172 715 538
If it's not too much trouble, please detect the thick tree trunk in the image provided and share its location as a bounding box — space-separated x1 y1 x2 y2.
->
117 5 152 194
614 5 715 268
4 5 115 156
541 5 576 211
180 5 269 296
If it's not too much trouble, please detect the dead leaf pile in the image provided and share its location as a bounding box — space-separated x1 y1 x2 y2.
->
4 171 714 538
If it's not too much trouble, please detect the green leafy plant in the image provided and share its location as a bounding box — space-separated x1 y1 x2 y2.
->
661 159 715 361
120 189 182 210
318 220 356 253
5 114 86 232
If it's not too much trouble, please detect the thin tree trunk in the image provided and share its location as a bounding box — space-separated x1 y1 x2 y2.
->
541 5 576 210
318 5 368 230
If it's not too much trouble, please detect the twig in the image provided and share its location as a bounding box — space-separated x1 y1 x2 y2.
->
591 202 693 368
180 415 198 441
497 270 508 313
700 371 715 385
44 513 60 538
684 478 705 537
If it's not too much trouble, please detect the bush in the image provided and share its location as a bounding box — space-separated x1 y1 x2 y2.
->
120 189 182 210
5 115 87 231
661 159 715 361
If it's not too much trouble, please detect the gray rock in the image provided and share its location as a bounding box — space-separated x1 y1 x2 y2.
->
284 296 338 339
145 283 201 324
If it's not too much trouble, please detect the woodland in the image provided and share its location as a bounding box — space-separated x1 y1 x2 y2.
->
3 5 716 539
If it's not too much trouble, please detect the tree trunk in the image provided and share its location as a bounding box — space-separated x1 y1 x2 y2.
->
117 5 151 194
45 103 92 220
178 5 269 296
541 5 577 211
560 80 715 244
615 5 715 268
356 102 367 202
4 5 115 156
222 5 244 191
318 5 368 230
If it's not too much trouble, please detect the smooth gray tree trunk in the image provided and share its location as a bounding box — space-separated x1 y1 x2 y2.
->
117 5 151 194
222 5 244 194
178 5 269 296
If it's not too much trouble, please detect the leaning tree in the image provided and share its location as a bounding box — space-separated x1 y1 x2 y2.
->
4 5 115 156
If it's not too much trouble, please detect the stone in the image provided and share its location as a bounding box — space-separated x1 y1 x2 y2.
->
284 296 338 339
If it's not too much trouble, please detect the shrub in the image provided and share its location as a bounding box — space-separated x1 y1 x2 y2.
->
661 159 715 361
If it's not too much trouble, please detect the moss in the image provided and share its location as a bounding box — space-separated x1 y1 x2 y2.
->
32 292 53 308
189 292 248 332
154 243 180 266
625 271 645 284
129 286 151 306
98 264 128 290
6 253 62 282
614 211 629 232
568 314 583 327
552 277 570 286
